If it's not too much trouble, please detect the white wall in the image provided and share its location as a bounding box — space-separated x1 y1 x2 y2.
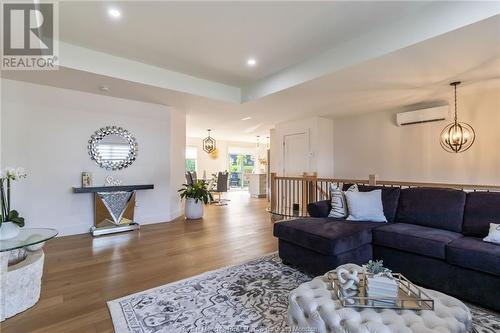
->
270 116 334 177
186 137 261 178
333 82 500 184
169 108 186 218
0 78 3 171
1 79 185 236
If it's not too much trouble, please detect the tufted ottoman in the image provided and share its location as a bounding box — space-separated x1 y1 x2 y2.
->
288 274 472 333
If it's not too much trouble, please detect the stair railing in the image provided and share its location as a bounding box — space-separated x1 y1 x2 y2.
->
269 173 500 218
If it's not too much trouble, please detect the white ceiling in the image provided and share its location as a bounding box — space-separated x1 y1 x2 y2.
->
59 1 428 86
4 14 499 142
1 3 500 141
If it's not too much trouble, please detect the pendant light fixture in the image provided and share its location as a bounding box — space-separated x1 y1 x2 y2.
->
203 129 216 154
440 81 475 153
256 135 260 148
266 136 270 150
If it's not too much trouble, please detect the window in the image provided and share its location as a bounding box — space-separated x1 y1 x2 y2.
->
228 153 255 188
185 146 197 172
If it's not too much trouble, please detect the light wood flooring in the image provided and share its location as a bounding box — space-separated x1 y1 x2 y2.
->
1 192 276 333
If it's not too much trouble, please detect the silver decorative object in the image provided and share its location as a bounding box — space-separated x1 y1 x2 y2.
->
327 264 364 305
105 175 122 186
88 126 138 170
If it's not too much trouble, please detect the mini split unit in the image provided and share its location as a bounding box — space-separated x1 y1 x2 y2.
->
396 105 449 126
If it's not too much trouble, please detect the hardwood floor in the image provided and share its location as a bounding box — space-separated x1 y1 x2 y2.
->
1 192 276 333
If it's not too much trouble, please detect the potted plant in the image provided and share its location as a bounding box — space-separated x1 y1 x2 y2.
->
363 260 398 301
178 180 213 220
0 167 27 240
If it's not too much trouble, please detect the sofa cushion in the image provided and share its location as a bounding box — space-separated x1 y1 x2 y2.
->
484 223 500 245
463 192 500 237
273 218 380 255
307 200 331 218
373 223 463 259
446 237 500 276
345 190 386 222
342 185 401 223
395 188 466 232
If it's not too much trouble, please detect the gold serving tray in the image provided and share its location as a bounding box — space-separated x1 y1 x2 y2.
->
330 273 435 310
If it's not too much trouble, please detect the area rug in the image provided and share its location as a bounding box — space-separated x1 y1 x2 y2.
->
108 253 499 333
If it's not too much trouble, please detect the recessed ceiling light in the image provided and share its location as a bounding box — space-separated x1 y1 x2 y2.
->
246 58 257 67
108 8 121 18
241 117 252 121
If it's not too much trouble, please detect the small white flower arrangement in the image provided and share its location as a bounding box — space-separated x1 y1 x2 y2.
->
3 167 28 181
0 167 28 227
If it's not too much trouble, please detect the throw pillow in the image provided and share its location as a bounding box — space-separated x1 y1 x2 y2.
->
483 223 500 245
328 184 358 218
345 189 387 222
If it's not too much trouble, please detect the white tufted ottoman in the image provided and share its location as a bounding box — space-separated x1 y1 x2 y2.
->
288 274 472 333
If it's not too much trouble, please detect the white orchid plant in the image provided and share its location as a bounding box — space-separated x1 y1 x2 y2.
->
0 167 27 227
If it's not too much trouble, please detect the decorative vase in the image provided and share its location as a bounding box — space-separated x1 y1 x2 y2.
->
0 221 20 240
185 198 204 220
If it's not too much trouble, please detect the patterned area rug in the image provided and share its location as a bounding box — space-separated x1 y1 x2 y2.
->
108 253 499 333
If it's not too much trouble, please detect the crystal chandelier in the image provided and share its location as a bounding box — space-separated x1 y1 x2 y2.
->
203 129 216 154
440 82 475 153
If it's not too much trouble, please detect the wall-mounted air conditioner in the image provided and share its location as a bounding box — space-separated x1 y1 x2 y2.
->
396 105 449 126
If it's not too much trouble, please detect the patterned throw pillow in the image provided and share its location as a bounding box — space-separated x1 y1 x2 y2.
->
483 223 500 245
328 184 358 218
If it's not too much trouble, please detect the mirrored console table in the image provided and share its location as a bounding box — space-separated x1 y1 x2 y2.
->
73 184 154 236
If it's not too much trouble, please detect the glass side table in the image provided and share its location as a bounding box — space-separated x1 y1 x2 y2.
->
0 228 58 321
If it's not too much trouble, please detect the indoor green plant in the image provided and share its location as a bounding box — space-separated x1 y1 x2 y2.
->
363 260 392 276
0 167 27 240
178 180 213 219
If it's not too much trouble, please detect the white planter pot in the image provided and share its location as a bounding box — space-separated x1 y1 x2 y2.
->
0 222 20 240
185 198 204 220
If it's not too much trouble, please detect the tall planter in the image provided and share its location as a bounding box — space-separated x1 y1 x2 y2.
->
178 180 212 221
185 198 204 220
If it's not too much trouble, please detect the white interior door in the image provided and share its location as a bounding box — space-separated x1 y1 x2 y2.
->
283 133 307 176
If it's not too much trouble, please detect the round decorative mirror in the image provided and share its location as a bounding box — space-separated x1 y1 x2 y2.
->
88 126 138 170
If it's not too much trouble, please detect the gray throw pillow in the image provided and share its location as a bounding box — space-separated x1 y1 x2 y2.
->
345 189 387 222
483 223 500 245
328 184 358 218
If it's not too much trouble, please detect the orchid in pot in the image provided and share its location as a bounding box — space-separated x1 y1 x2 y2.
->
178 180 213 220
0 167 27 240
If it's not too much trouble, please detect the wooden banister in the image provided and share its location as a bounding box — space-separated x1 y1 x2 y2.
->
269 173 500 218
270 173 277 213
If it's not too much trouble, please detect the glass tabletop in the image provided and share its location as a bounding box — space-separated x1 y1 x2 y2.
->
0 228 58 252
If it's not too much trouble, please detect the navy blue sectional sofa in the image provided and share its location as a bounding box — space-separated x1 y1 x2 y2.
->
273 186 500 310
